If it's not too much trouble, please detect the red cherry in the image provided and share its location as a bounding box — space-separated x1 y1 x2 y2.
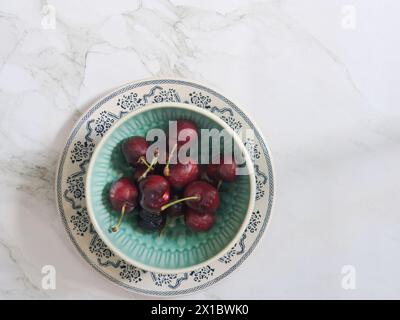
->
206 162 219 181
174 120 198 148
132 165 155 181
109 177 138 232
109 177 138 213
165 158 200 190
122 136 149 167
138 214 166 232
164 194 185 217
183 181 219 213
185 208 215 232
138 208 166 232
207 154 237 182
139 175 170 212
132 165 146 181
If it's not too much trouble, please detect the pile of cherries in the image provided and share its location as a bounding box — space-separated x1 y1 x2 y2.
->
108 120 237 234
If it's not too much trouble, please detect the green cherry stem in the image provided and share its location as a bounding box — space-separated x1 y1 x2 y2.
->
111 204 126 233
138 156 152 169
163 143 177 177
160 196 200 212
139 152 159 180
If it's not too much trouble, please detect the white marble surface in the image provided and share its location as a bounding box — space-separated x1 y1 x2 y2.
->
0 0 399 299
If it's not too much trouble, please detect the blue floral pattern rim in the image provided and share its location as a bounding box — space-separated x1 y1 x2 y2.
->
55 79 274 296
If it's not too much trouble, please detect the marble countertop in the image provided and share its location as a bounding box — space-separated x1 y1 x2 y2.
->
1 0 399 299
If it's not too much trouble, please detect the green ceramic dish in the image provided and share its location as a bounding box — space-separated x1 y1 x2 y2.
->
86 103 255 273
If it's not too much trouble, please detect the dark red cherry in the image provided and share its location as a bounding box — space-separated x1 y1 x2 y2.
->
109 177 138 232
206 162 219 181
165 194 184 217
139 208 162 221
109 177 138 213
218 156 237 182
138 216 166 232
132 165 146 181
207 154 237 182
132 165 155 181
175 120 198 148
138 208 166 232
139 175 170 212
122 136 149 167
185 208 215 232
183 181 219 213
165 158 200 190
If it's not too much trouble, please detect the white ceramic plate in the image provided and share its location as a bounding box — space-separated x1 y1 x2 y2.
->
56 78 274 296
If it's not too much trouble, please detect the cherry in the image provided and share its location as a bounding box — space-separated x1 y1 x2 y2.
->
109 177 138 232
183 181 219 213
160 180 219 213
138 208 166 232
219 157 237 182
185 208 215 232
122 136 149 167
207 154 237 182
132 165 146 181
132 165 155 181
109 177 138 212
206 162 219 182
138 216 166 232
164 194 184 217
139 208 162 221
165 158 200 190
133 148 160 181
139 175 170 212
174 120 198 149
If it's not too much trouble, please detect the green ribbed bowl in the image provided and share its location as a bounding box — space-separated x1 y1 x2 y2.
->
86 103 255 273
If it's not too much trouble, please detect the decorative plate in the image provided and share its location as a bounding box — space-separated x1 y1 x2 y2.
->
56 79 274 296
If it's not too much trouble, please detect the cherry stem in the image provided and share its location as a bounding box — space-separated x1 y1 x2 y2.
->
111 204 126 233
217 180 222 191
163 143 177 177
138 156 152 169
160 196 200 212
139 153 159 180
